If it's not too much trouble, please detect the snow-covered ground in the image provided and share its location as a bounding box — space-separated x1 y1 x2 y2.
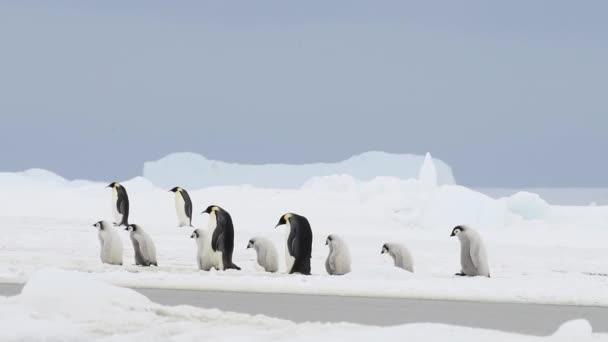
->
0 158 607 307
0 269 605 341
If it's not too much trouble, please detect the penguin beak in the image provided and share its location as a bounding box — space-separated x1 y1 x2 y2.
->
325 240 328 246
450 232 456 237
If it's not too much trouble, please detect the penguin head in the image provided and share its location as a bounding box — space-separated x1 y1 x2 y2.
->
381 243 389 254
450 225 465 237
125 224 138 232
202 205 220 215
275 213 292 228
325 234 334 246
190 229 201 239
106 182 121 189
169 187 182 193
93 221 103 230
247 239 255 249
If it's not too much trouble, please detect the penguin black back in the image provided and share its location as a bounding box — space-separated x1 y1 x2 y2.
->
286 213 313 275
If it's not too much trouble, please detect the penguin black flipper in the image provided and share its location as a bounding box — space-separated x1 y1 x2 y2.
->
182 190 193 226
116 189 130 226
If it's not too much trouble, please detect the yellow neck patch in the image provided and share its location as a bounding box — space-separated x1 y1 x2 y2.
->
284 213 292 221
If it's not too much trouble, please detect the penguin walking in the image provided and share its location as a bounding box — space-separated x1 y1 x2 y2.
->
106 182 129 227
325 234 351 275
125 224 158 267
93 220 123 265
190 228 215 271
275 213 313 275
169 187 193 227
381 242 414 272
247 237 279 273
450 225 490 277
201 205 241 271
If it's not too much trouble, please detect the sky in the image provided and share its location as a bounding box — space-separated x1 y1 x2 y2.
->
0 1 606 187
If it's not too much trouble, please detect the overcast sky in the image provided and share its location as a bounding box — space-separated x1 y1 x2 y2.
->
0 1 606 187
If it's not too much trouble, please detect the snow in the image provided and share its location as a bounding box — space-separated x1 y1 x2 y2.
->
0 269 606 341
143 151 456 189
0 169 608 309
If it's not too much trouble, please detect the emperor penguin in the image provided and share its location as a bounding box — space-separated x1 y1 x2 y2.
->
275 213 313 275
93 220 123 265
190 228 215 271
450 225 490 277
201 205 241 271
325 234 351 276
106 182 129 227
381 242 414 272
125 224 158 267
247 237 279 273
169 186 193 227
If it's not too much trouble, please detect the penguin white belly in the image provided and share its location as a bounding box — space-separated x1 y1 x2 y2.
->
284 222 295 273
207 211 223 270
112 189 122 223
174 193 189 226
109 232 124 265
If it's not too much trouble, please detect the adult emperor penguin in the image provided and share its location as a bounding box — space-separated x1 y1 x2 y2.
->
190 228 215 271
275 213 313 275
106 182 129 227
125 224 158 267
169 186 193 227
381 242 414 272
93 220 123 265
201 205 241 271
450 225 490 277
325 234 351 275
247 237 279 273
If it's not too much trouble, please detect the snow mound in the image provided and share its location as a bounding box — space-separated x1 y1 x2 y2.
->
553 319 593 337
143 151 456 190
503 192 552 220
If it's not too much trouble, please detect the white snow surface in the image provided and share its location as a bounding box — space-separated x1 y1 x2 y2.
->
0 269 606 341
143 151 456 189
0 172 608 307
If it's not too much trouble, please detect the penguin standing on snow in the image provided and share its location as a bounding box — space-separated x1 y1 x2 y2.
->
275 213 313 275
169 187 193 227
381 242 414 272
247 237 279 273
125 224 158 267
325 234 351 275
450 225 490 277
201 205 241 270
106 182 129 227
93 220 123 265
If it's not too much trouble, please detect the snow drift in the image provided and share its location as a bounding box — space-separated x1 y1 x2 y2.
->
0 269 605 341
143 151 456 190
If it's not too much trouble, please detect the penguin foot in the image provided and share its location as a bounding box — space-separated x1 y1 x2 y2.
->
455 272 466 276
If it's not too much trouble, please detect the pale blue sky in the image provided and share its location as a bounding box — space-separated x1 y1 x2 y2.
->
0 1 606 187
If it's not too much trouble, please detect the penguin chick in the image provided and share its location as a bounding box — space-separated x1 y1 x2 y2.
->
381 242 414 272
125 224 158 267
93 220 123 265
325 234 351 275
450 225 490 277
190 228 216 271
247 237 279 273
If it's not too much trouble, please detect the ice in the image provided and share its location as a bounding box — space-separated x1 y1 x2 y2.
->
143 151 456 189
501 192 551 220
0 269 606 341
418 152 438 187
